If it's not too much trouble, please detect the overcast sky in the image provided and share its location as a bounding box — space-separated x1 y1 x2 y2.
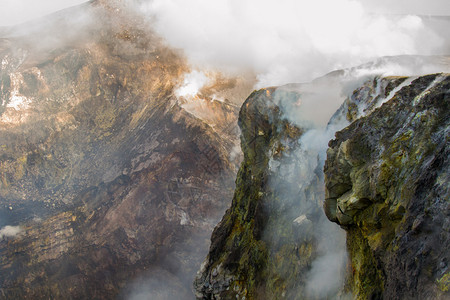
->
0 0 88 26
0 0 449 26
359 0 450 16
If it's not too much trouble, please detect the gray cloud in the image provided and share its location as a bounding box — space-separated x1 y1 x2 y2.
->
140 0 448 87
0 0 89 26
2 1 447 87
359 0 450 16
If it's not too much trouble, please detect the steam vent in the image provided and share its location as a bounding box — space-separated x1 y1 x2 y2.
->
0 0 449 299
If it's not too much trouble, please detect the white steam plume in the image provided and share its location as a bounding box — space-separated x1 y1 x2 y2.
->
141 0 448 87
306 221 348 298
0 225 23 239
297 124 350 298
175 70 211 98
358 0 450 16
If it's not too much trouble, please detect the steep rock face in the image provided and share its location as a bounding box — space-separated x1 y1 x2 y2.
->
194 87 337 299
196 71 449 300
324 74 449 299
0 2 251 299
193 74 414 300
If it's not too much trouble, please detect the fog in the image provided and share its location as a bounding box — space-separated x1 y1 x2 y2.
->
268 85 351 297
266 56 450 297
0 0 89 26
2 1 448 87
141 0 449 87
359 0 450 16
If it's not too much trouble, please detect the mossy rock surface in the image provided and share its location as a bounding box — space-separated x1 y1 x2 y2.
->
325 74 450 299
194 86 335 299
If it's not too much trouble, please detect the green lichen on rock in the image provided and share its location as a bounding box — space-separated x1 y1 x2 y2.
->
324 74 450 299
195 87 326 299
343 76 409 122
437 272 450 292
194 85 341 299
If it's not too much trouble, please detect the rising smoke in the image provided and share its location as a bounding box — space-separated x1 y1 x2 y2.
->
0 225 23 239
267 53 450 297
140 0 449 87
175 70 211 98
269 84 352 297
0 0 88 26
3 0 448 88
137 1 448 298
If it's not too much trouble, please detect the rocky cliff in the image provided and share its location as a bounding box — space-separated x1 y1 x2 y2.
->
195 72 449 299
324 73 449 299
0 1 253 299
194 85 344 299
195 88 303 299
1 1 449 299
